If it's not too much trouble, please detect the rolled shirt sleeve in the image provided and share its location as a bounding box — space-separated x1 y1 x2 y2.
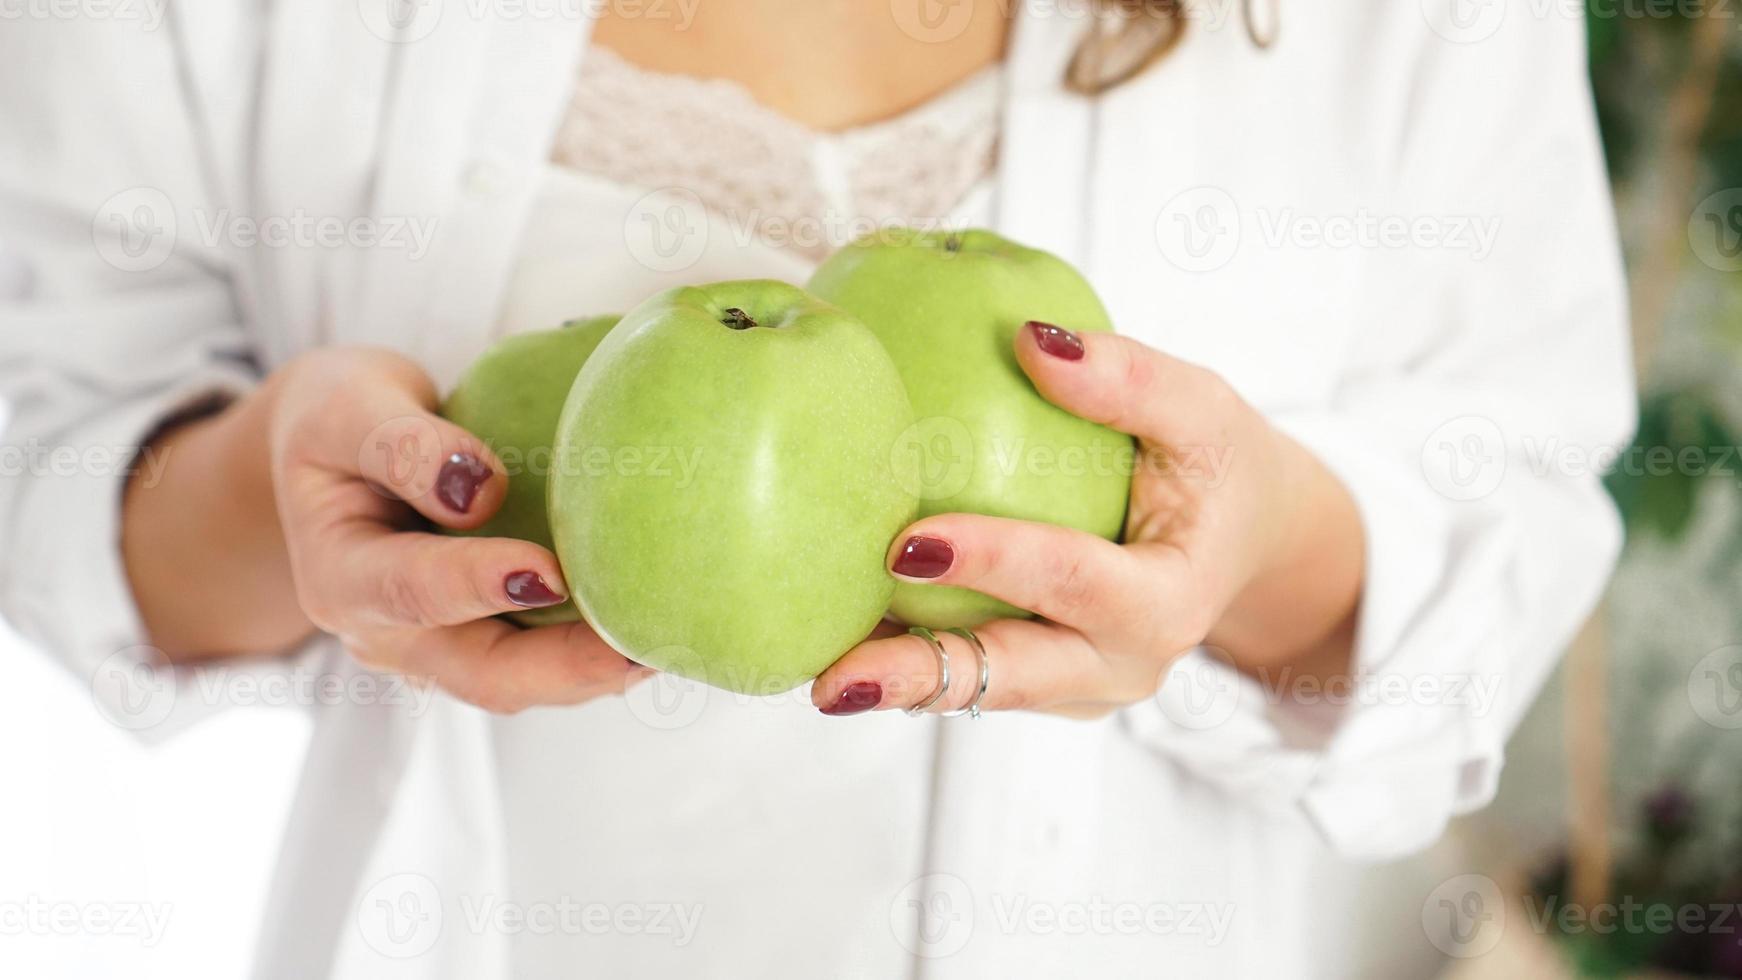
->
1120 7 1635 859
0 14 262 739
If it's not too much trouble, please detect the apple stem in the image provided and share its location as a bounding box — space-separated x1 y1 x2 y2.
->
943 234 963 253
720 308 758 330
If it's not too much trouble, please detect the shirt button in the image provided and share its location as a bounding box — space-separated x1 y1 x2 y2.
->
461 158 513 201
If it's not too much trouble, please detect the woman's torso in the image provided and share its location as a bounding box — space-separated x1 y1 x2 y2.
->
487 44 995 977
237 7 1409 978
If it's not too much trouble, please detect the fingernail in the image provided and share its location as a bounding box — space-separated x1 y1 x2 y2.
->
1026 320 1084 361
436 452 491 513
892 535 954 579
505 571 566 608
821 681 882 716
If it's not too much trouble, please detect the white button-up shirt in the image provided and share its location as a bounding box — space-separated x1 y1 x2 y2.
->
0 3 1635 978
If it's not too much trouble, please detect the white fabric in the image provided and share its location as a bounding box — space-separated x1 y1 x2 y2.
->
494 86 996 963
0 3 1634 979
552 46 1002 259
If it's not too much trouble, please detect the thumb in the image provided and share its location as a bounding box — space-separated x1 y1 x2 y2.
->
295 349 512 530
1014 320 1234 449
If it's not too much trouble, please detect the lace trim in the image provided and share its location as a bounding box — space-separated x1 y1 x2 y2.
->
552 46 1001 258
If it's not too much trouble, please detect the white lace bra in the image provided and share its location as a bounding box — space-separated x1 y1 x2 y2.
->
552 46 1003 258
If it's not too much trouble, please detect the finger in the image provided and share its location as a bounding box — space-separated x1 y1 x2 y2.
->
1015 321 1238 449
304 527 571 631
375 618 651 715
887 513 1169 633
812 618 1114 716
305 354 510 529
867 618 909 641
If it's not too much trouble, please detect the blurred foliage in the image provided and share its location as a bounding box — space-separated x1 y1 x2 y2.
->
1588 0 1742 190
1591 0 1742 542
1558 3 1742 977
1531 788 1742 977
1605 388 1736 544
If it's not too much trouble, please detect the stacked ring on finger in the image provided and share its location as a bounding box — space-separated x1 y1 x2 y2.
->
939 627 990 719
905 627 951 715
904 626 990 719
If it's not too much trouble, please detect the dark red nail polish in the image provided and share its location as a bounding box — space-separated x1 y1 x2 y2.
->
505 571 565 608
892 536 954 579
1027 320 1085 361
821 681 882 716
436 453 491 513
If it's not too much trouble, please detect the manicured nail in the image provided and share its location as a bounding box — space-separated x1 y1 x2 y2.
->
1026 320 1084 361
892 535 954 579
821 681 882 716
505 571 565 608
435 452 491 513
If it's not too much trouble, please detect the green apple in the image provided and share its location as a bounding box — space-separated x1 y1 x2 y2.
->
808 228 1135 628
549 280 918 695
441 314 619 626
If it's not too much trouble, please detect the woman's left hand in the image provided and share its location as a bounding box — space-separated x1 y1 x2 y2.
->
811 321 1365 719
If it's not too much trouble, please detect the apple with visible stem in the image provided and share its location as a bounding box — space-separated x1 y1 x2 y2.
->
441 314 619 626
549 281 918 695
809 228 1134 628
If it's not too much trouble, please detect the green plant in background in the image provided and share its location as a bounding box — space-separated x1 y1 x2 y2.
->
1537 3 1742 977
1530 788 1742 976
1605 388 1741 548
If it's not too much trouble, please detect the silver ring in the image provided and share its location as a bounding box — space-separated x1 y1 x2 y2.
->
940 628 990 720
905 627 950 716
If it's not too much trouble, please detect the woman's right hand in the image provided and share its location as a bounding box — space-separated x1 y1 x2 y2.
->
126 346 648 714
